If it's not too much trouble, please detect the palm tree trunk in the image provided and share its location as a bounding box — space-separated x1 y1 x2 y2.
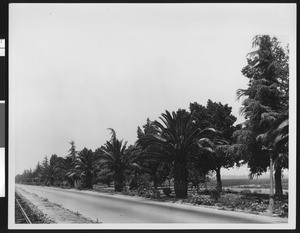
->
114 173 124 192
86 172 93 189
114 181 123 192
74 179 77 188
50 178 54 186
69 178 75 188
174 162 188 198
215 167 222 192
275 163 283 196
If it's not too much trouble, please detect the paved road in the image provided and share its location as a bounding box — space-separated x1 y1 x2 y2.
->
16 184 287 223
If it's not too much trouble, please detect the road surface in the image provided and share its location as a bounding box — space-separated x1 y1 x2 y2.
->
16 184 287 223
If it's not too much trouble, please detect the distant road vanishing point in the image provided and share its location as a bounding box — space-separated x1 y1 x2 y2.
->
16 184 288 224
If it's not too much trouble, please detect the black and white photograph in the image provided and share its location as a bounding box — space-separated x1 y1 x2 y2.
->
7 3 296 230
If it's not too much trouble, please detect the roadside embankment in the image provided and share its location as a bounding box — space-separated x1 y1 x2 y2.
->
16 187 98 224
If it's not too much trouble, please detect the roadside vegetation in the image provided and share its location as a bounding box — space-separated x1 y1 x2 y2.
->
15 192 53 224
15 35 289 218
16 188 96 224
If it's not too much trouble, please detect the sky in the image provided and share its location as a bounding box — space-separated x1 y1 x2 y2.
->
9 4 296 175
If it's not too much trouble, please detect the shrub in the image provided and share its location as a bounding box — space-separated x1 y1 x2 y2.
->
122 189 138 196
276 203 288 217
163 188 172 197
136 174 152 192
240 189 251 195
53 181 62 187
225 188 234 193
218 194 244 209
191 196 215 206
140 188 161 199
153 189 161 199
210 189 221 201
250 203 258 211
129 179 138 190
202 189 210 195
76 182 84 190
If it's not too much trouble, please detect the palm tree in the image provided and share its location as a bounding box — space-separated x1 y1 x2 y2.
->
47 164 58 186
75 148 99 189
100 128 130 192
137 109 216 198
57 156 79 188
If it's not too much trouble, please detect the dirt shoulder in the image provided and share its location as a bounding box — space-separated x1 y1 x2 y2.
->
92 185 288 218
16 187 97 224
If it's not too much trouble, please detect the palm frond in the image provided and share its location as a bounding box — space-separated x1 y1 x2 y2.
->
107 128 116 141
197 138 214 148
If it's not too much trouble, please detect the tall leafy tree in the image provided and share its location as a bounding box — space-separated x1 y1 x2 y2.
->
41 155 50 185
23 169 33 184
100 129 130 192
138 109 216 198
32 161 43 185
190 100 237 191
135 119 171 190
47 154 61 186
65 140 79 187
68 140 77 160
137 118 159 138
39 155 59 186
236 35 289 198
187 157 214 192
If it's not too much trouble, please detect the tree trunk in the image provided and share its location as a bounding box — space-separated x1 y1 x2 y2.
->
50 178 54 186
215 167 222 192
268 152 274 214
114 173 124 192
86 172 93 189
275 163 283 196
74 179 77 188
70 178 75 188
153 175 159 190
114 181 123 192
174 162 188 198
106 177 111 187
